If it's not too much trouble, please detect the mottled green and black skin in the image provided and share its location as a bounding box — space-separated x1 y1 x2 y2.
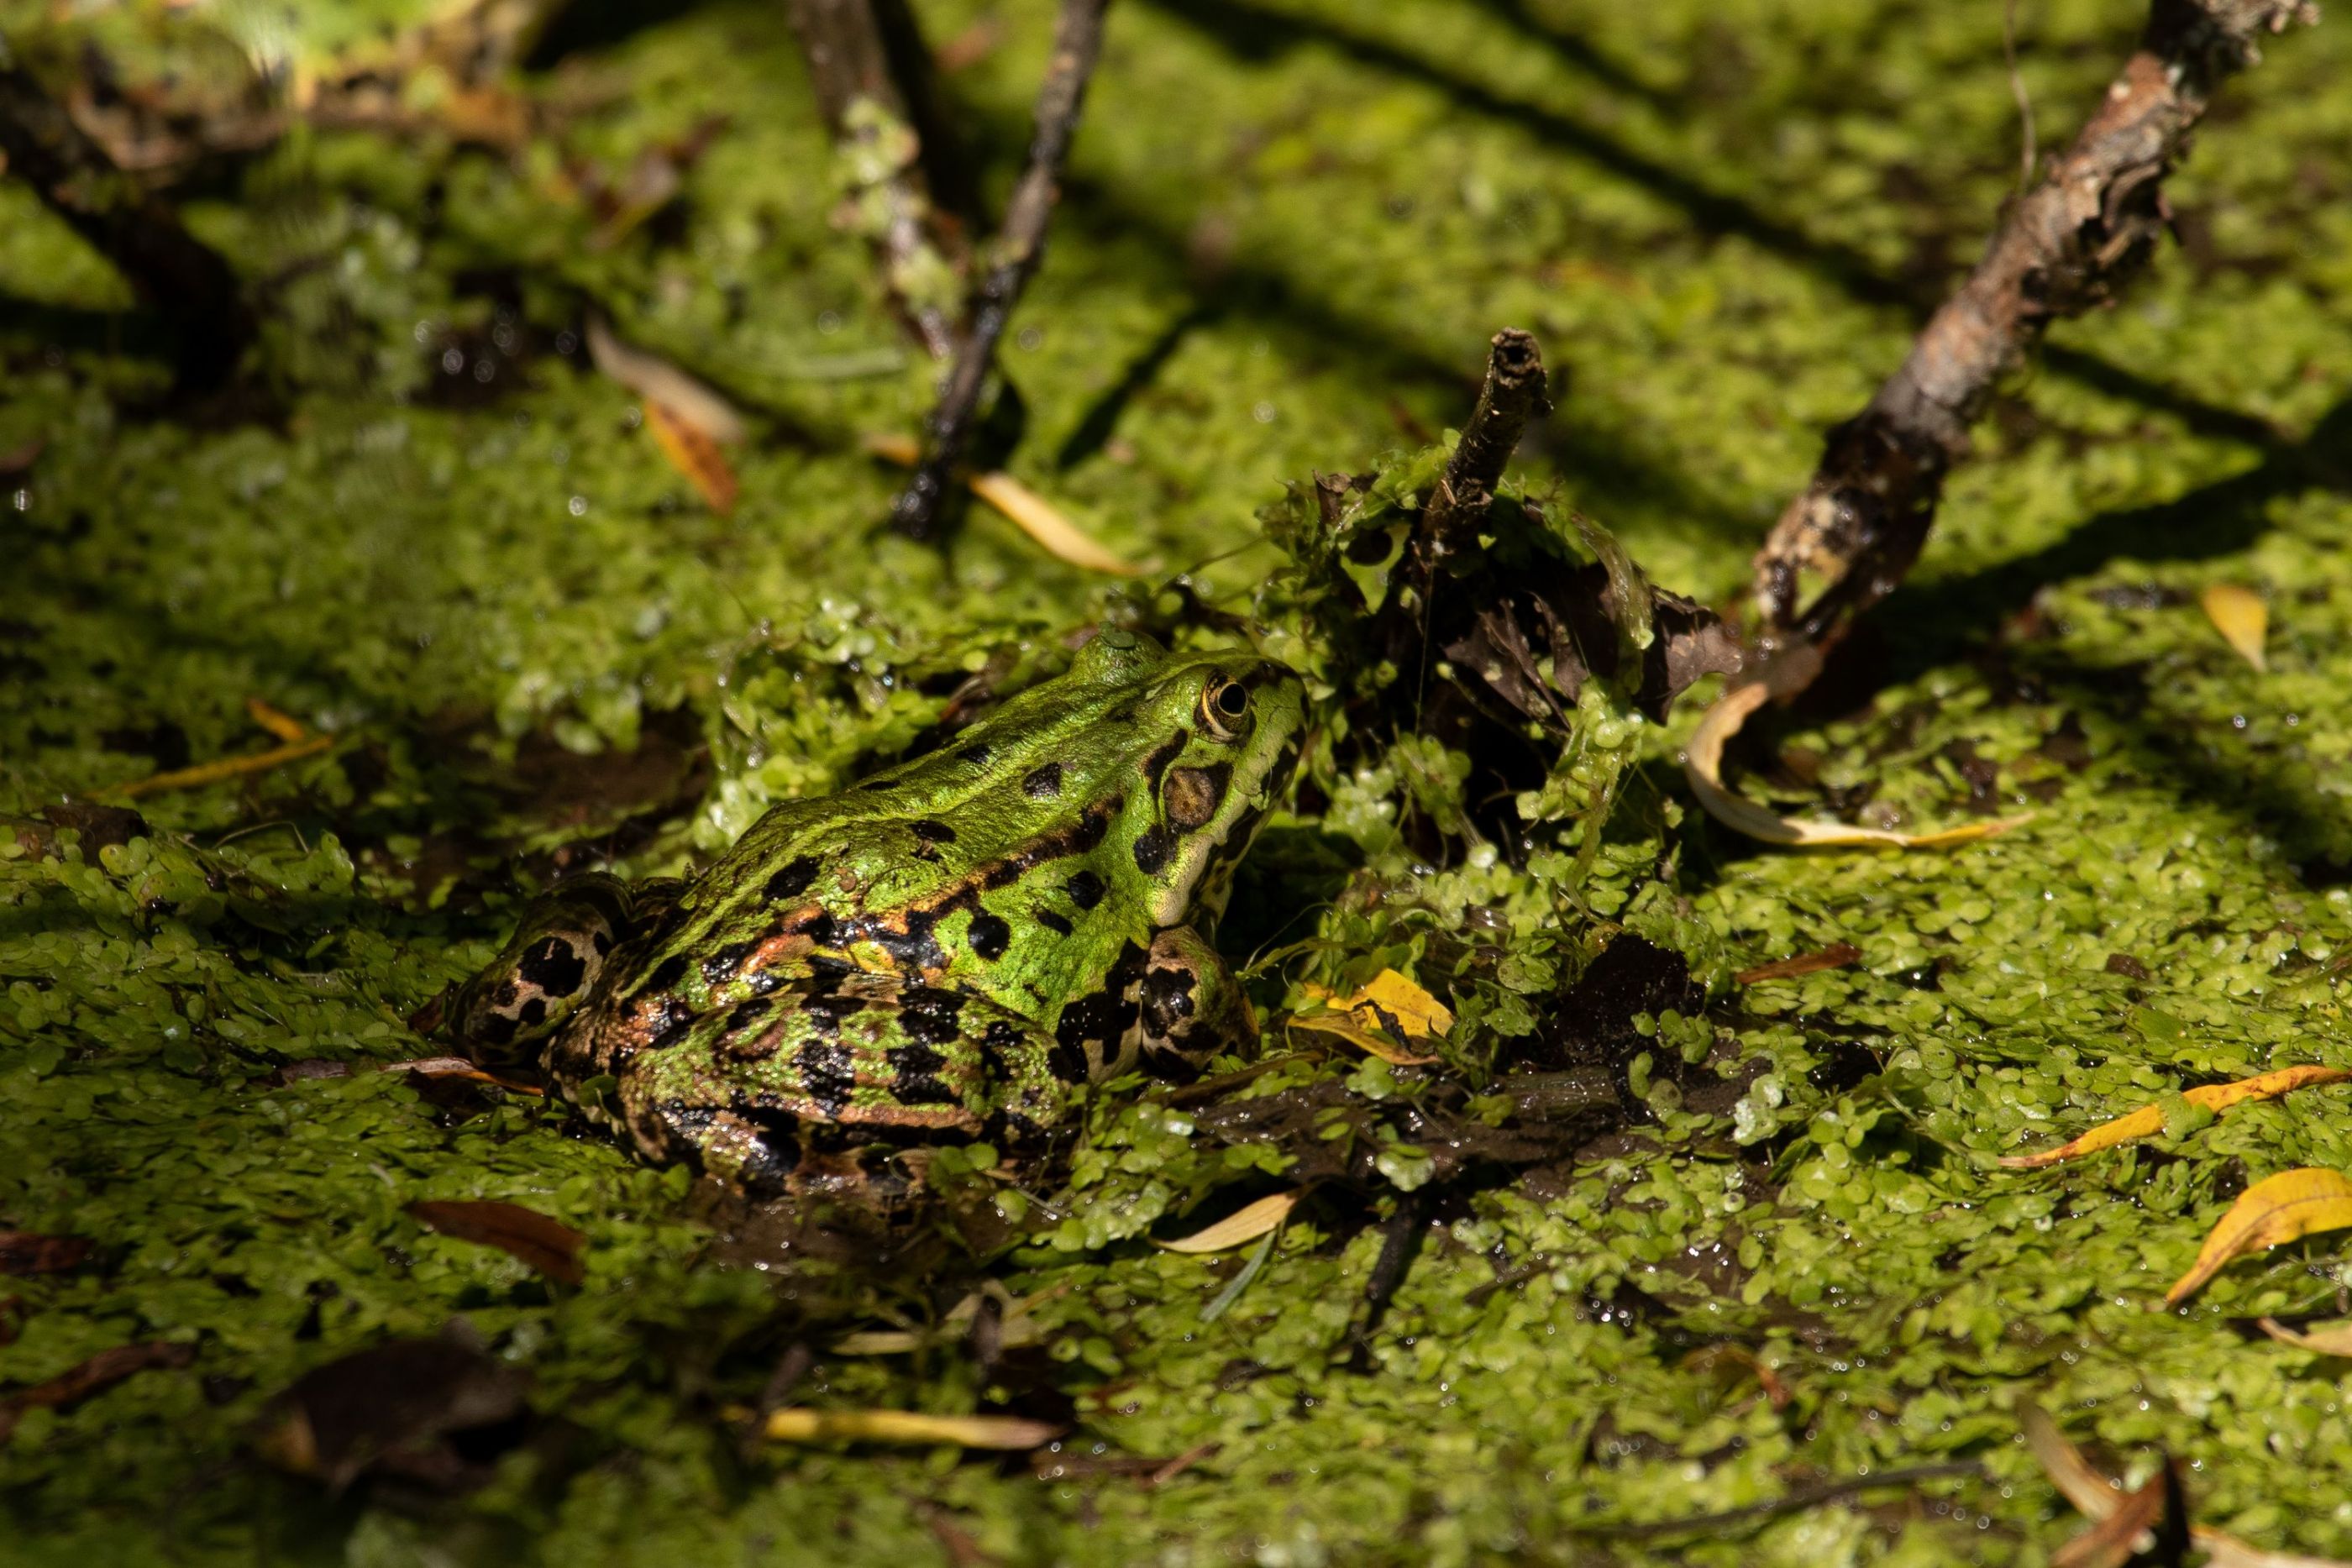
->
446 631 1305 1194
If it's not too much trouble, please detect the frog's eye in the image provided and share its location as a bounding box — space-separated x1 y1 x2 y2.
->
1199 677 1251 741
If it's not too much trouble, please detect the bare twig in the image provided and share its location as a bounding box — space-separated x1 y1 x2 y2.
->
1341 1188 1427 1369
890 0 1111 542
1751 0 2318 671
0 40 253 392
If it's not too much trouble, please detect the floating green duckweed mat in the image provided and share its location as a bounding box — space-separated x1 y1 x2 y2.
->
5 0 2352 1561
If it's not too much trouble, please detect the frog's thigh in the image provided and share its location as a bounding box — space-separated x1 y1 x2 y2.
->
1130 926 1254 1076
617 976 1065 1190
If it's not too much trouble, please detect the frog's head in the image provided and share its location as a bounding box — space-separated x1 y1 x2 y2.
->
1081 630 1305 930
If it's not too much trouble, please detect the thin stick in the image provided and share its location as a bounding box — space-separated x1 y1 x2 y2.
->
890 0 1111 542
1750 0 2318 666
1571 1460 1986 1539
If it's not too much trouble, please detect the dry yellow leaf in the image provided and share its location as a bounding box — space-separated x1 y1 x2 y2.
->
760 1407 1063 1449
1153 1190 1299 1253
2022 1398 2352 1568
2166 1167 2352 1306
2257 1317 2352 1356
863 433 1142 576
108 735 332 800
244 697 311 743
1289 1013 1439 1066
2001 1066 2352 1169
643 400 739 516
584 317 746 443
2201 584 2270 672
1683 681 2031 849
1290 969 1452 1064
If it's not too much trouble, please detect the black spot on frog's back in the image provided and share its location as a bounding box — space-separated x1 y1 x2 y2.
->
644 953 690 994
701 941 756 987
763 856 821 903
1064 869 1106 909
1022 762 1063 798
795 1041 856 1115
911 820 957 845
968 912 1011 960
897 988 965 1046
885 1042 959 1105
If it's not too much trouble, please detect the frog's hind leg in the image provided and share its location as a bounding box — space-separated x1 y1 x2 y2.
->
615 974 1068 1197
441 873 679 1065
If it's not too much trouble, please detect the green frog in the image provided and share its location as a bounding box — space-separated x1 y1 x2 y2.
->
441 630 1305 1195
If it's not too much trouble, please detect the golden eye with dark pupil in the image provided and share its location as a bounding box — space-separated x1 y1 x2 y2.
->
1200 677 1250 738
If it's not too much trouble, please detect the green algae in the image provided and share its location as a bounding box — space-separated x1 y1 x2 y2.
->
5 0 2352 1562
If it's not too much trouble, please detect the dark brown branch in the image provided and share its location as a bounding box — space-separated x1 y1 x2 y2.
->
890 0 1110 542
1751 0 2318 668
0 43 252 392
1420 328 1553 559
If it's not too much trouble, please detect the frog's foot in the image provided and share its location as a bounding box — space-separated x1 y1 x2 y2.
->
1132 926 1255 1076
1057 926 1254 1083
610 974 1068 1197
443 873 680 1065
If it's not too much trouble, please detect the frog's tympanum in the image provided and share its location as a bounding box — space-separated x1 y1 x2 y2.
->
444 631 1305 1194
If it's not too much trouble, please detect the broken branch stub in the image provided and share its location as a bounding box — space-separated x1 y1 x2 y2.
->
1376 332 1738 735
1752 0 2319 657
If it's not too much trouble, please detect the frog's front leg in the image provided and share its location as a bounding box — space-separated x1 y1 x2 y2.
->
611 974 1070 1196
1133 926 1256 1074
442 873 680 1065
1058 926 1255 1083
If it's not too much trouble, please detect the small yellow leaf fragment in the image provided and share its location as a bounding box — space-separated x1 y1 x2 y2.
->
1290 969 1452 1063
1683 681 2030 849
1351 969 1455 1038
643 400 740 516
1289 1013 1439 1065
2020 1402 2124 1520
2258 1317 2352 1356
2165 1167 2352 1307
863 433 1142 576
760 1408 1064 1449
2201 584 2269 671
2023 1397 2352 1568
1154 1190 1299 1253
108 736 332 800
2001 1066 2352 1169
585 317 746 443
244 697 310 743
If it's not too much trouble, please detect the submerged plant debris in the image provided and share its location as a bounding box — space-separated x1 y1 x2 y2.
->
4 0 2352 1563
